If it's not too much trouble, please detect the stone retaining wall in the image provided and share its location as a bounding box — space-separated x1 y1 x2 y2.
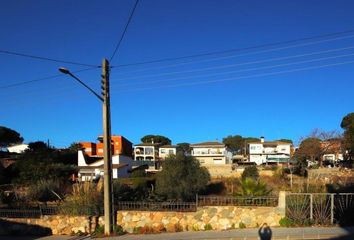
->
0 193 286 235
117 206 284 233
0 215 103 235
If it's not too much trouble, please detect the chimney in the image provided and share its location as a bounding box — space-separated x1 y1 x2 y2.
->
260 136 265 143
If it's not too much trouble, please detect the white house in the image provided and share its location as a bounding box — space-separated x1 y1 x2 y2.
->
6 144 28 153
77 150 132 181
158 145 177 160
190 141 232 165
134 143 160 161
247 137 291 165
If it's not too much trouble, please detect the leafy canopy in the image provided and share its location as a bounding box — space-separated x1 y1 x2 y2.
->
11 141 77 184
0 126 23 148
341 113 354 159
295 137 322 162
177 142 191 154
155 152 210 201
222 135 260 153
141 135 171 146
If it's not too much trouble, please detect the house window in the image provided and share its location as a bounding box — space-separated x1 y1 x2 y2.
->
160 149 166 154
250 146 256 150
145 147 153 155
168 150 174 154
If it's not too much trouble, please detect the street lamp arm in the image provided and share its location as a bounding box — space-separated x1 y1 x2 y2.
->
59 67 103 102
68 72 104 102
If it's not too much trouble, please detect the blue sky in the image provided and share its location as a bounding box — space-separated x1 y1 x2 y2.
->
1 0 354 147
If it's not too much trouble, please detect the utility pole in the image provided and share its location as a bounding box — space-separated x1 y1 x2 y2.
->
101 58 114 235
58 59 114 235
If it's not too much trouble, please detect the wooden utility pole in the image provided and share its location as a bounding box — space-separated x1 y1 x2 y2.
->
102 58 114 235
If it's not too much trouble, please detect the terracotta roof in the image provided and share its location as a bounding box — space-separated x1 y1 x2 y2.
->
190 141 225 147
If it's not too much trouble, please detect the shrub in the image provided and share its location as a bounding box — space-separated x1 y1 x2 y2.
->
204 223 212 231
94 225 126 236
241 166 259 181
155 152 210 201
239 222 246 229
130 169 146 178
236 178 272 196
27 179 63 202
59 181 103 216
279 217 293 227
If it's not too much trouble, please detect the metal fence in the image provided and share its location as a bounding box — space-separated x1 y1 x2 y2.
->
116 201 197 212
197 195 278 207
0 206 59 218
286 193 354 225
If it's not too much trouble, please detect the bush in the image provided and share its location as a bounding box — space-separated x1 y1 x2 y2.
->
239 222 246 229
27 179 63 202
279 217 293 227
59 181 103 216
94 225 126 236
130 169 146 178
236 178 272 196
155 152 210 201
204 223 212 231
241 166 259 181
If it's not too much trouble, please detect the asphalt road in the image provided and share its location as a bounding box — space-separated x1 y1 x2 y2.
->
1 227 354 240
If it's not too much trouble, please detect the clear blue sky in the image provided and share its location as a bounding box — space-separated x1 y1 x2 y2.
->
1 0 354 147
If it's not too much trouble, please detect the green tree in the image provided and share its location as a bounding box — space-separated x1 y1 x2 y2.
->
177 142 191 154
141 135 171 146
341 113 354 160
12 141 76 184
222 135 260 154
295 137 322 162
155 152 210 201
0 126 23 149
223 135 244 153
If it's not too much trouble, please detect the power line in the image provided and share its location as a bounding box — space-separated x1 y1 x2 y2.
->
4 58 354 107
115 60 354 93
111 29 354 69
0 66 99 89
0 49 99 67
109 0 140 62
111 50 354 88
110 44 354 82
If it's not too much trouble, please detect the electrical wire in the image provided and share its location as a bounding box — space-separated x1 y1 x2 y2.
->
0 66 100 89
3 57 354 107
0 49 99 67
2 29 354 90
110 34 354 78
110 44 354 82
109 0 140 62
115 60 354 93
111 50 354 88
110 29 354 69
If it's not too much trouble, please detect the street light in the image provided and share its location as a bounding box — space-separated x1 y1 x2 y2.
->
58 67 103 102
59 59 114 235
